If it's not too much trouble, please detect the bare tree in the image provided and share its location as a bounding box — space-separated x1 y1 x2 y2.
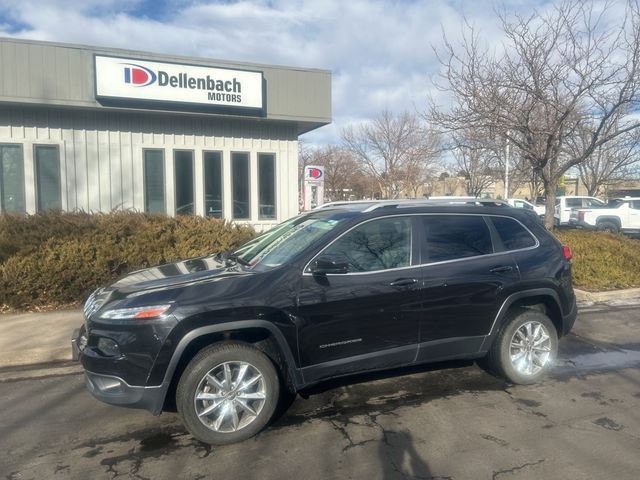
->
449 129 497 197
342 110 440 199
454 149 495 197
575 129 640 196
306 146 373 200
429 0 640 228
402 151 442 197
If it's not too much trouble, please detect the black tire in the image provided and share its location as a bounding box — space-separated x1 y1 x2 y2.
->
597 221 619 234
176 341 280 445
486 308 558 385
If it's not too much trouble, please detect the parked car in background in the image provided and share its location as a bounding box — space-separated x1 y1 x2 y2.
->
555 196 605 226
506 198 546 217
570 197 640 234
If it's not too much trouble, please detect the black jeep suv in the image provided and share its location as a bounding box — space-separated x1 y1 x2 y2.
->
72 201 577 445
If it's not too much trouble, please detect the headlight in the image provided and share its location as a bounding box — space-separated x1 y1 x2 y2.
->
100 304 172 320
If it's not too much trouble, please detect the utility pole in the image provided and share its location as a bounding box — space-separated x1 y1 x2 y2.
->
504 136 510 199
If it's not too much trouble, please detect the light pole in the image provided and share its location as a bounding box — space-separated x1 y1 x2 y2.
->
504 136 510 199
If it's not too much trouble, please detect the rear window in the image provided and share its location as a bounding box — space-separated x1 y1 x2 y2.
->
490 216 537 251
423 215 493 262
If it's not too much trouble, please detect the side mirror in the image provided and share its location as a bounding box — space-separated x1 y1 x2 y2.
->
310 254 350 275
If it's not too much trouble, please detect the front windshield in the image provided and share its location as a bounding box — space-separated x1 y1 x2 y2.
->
232 212 349 271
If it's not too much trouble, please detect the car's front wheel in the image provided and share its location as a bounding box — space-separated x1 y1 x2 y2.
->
487 308 558 385
176 342 280 445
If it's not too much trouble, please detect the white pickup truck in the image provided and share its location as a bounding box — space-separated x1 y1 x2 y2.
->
555 196 605 226
506 198 546 217
570 197 640 234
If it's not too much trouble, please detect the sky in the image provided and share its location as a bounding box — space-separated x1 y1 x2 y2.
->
0 0 552 145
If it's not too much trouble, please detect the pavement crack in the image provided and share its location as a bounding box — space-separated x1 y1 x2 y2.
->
330 418 377 452
492 459 545 479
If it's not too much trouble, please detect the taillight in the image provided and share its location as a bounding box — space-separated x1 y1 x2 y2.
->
578 211 584 221
563 245 572 261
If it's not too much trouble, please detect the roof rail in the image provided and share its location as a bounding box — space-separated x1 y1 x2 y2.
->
363 198 509 211
315 198 510 212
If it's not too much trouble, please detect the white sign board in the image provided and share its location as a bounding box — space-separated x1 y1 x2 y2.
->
94 55 263 110
303 165 325 210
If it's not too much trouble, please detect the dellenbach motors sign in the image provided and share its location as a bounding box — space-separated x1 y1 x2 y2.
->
94 55 263 110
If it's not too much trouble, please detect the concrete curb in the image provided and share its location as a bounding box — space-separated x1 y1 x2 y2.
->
574 287 640 303
0 347 73 369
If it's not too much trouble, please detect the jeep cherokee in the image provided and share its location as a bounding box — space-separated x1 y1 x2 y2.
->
72 201 577 445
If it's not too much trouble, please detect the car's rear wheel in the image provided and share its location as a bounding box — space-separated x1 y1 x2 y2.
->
487 308 558 385
176 342 280 445
597 221 619 234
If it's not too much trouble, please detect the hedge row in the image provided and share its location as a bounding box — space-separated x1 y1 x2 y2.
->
0 212 254 311
554 229 640 291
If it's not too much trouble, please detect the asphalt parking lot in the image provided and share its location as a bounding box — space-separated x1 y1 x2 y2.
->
2 302 640 480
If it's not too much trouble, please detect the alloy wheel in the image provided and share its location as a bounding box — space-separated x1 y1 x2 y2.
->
509 321 552 376
194 361 267 433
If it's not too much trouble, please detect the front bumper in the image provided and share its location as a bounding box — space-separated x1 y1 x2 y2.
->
84 370 165 414
72 326 167 415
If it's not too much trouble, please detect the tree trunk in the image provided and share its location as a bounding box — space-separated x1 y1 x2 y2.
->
543 183 557 230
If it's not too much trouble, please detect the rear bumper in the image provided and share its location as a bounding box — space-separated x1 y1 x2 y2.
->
568 220 595 230
562 296 578 336
84 370 165 415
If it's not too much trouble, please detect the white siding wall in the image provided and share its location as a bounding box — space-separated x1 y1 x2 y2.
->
0 106 300 231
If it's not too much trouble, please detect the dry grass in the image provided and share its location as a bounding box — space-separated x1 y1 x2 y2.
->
554 229 640 291
0 211 255 310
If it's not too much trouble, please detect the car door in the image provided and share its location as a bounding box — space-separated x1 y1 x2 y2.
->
414 214 520 362
296 215 421 383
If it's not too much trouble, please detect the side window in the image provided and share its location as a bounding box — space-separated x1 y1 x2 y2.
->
144 149 165 213
0 144 25 213
423 215 492 262
231 152 250 219
632 201 640 210
258 153 276 219
174 150 194 215
204 151 223 218
566 198 582 208
490 216 537 250
585 198 603 207
35 145 62 211
322 217 412 272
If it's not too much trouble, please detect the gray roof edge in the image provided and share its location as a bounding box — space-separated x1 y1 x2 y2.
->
0 36 332 75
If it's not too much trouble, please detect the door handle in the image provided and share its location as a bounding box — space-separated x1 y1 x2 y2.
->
389 278 418 287
490 265 513 274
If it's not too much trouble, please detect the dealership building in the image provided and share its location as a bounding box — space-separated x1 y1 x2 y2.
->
0 38 331 230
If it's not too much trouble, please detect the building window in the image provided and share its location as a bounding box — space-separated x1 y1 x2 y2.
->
204 151 223 218
232 152 250 219
0 144 25 213
35 145 61 211
144 149 165 213
258 153 276 219
174 150 194 215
